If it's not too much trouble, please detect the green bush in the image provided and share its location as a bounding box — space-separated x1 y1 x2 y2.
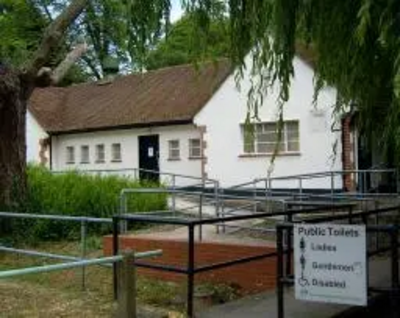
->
7 165 166 241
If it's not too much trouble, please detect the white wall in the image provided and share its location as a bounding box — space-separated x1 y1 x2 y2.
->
51 125 203 186
26 111 49 165
195 56 343 189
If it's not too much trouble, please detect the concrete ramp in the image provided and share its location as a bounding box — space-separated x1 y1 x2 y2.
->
198 258 395 318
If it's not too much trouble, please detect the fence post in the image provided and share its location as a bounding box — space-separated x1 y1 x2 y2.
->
198 194 204 242
221 188 226 234
298 178 303 209
348 205 354 224
187 224 195 318
285 214 293 277
112 216 120 300
172 175 176 216
253 180 258 213
215 181 220 234
80 220 87 290
363 171 367 196
375 200 380 251
390 227 399 318
277 226 285 318
115 251 137 318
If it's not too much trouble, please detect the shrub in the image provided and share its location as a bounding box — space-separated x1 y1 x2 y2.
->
7 165 166 241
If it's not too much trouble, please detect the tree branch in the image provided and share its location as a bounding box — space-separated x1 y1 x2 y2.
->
50 42 88 85
26 0 89 78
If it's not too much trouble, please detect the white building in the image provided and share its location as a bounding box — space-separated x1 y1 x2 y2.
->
27 55 349 189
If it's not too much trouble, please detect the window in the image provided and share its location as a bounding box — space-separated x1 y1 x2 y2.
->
111 143 122 162
66 146 75 164
168 140 180 160
189 138 201 158
242 121 300 154
80 145 89 163
95 144 105 163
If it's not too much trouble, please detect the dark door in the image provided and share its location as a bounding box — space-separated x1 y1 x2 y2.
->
138 135 160 183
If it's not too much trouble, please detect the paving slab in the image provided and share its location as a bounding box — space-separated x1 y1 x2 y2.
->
198 258 394 318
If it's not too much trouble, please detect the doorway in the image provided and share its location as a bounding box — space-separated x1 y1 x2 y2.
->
138 135 160 183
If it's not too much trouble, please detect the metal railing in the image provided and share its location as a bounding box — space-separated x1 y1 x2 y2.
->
52 167 219 190
276 204 400 318
0 212 113 289
263 168 399 196
0 251 160 279
0 250 162 318
112 202 356 318
226 169 398 202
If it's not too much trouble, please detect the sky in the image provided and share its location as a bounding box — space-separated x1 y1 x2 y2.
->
171 0 184 22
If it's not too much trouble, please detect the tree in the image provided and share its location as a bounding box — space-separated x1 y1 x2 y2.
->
1 0 400 207
0 0 170 207
146 2 230 70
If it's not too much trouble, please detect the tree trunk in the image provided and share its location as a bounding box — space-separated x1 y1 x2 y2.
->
0 0 88 209
0 70 31 208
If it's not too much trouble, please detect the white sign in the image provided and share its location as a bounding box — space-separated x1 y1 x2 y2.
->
294 223 367 306
148 147 154 157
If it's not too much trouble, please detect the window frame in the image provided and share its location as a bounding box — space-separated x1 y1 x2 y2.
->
242 121 300 155
188 138 202 159
111 143 122 162
95 144 105 163
66 146 75 164
168 139 180 161
80 145 90 164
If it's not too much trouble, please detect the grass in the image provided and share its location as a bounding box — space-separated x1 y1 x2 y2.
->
0 239 185 318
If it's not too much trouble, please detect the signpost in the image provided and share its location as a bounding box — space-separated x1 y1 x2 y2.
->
294 223 367 306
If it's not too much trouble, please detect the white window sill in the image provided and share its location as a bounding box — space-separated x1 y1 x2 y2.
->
168 158 181 161
66 162 75 165
239 152 301 158
111 159 122 163
188 156 203 160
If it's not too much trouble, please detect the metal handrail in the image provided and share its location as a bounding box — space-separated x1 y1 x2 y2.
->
0 250 162 279
261 169 397 181
0 211 112 223
52 167 218 184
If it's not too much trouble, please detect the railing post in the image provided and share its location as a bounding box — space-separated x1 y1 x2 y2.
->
375 200 380 251
199 194 203 242
221 188 226 234
264 179 269 213
285 214 293 277
277 226 285 318
112 216 120 300
363 171 367 196
187 224 195 318
390 227 399 318
298 178 303 207
119 192 128 233
80 220 87 290
330 172 334 202
348 205 354 224
253 180 258 213
172 175 176 216
215 181 220 234
116 251 137 318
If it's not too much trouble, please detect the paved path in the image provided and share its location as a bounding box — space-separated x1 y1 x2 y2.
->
198 258 395 318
